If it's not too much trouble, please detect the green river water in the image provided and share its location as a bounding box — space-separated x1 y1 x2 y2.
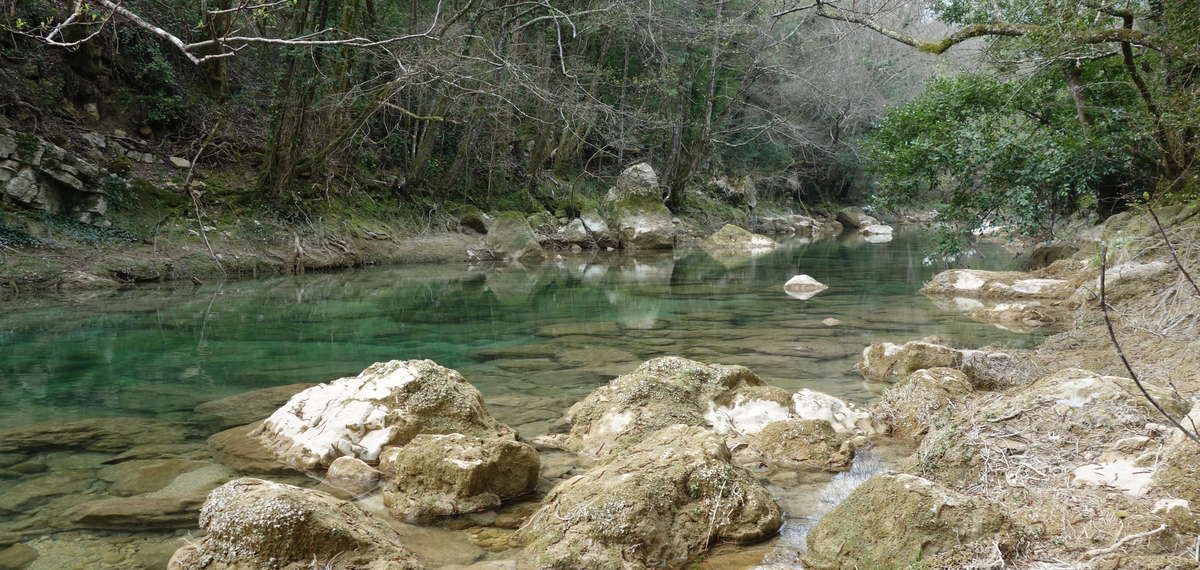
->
0 228 1041 568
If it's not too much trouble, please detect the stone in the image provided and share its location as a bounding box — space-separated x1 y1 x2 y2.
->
783 274 828 300
517 425 780 569
856 339 1017 388
194 383 318 430
379 434 539 523
208 422 296 475
63 494 208 529
873 368 974 439
1072 459 1155 496
168 156 191 169
251 360 513 471
0 544 37 570
835 207 878 229
614 162 660 199
166 478 424 570
753 214 820 235
579 208 616 247
1002 368 1189 420
801 472 1012 569
484 211 545 262
325 456 382 496
734 419 855 474
790 389 882 434
97 459 209 496
821 318 841 326
966 301 1058 332
860 224 894 235
0 417 186 453
562 218 590 245
0 472 95 514
700 224 777 255
613 194 674 250
83 103 101 121
0 128 110 226
709 176 757 208
921 269 1076 299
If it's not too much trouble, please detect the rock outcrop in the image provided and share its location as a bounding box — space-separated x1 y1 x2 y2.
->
856 339 1019 388
733 419 855 475
612 195 674 250
251 360 513 471
1 128 109 226
921 269 1076 300
700 224 777 255
167 478 424 570
378 434 539 522
517 425 781 569
835 207 878 229
484 211 545 262
802 472 1013 569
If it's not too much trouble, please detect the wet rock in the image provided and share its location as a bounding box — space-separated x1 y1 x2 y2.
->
790 389 882 435
325 456 382 496
802 472 1012 569
194 383 317 430
167 478 423 570
614 162 660 199
856 339 1018 388
921 269 1076 299
517 425 781 569
613 195 674 250
835 207 878 229
873 368 974 439
733 419 855 474
103 443 206 464
484 211 545 262
379 434 539 523
700 224 777 255
208 422 296 475
0 472 95 515
549 357 767 458
0 543 36 569
860 224 894 238
251 359 513 471
0 418 187 454
783 275 828 300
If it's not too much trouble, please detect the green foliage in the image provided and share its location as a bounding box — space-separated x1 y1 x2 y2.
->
865 71 1148 250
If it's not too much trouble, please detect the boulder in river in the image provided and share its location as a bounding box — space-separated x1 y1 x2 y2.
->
517 425 781 569
782 274 828 300
251 359 514 471
579 207 616 247
802 472 1013 569
921 269 1077 300
379 434 539 523
167 478 424 570
613 194 674 250
325 456 383 496
856 339 1019 389
701 224 777 255
835 206 878 229
734 418 856 474
484 211 545 262
873 367 974 439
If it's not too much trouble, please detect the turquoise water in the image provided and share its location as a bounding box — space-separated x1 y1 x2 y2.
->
0 229 1036 430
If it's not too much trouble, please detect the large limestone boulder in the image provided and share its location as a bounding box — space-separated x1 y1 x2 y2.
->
801 472 1013 569
167 478 424 570
251 360 513 471
614 162 660 199
921 269 1076 300
484 211 545 262
0 417 187 453
379 434 539 523
613 195 674 250
753 214 821 236
835 206 878 229
734 419 855 475
548 357 766 458
561 218 590 245
517 425 781 569
856 339 1018 388
579 208 616 247
700 224 777 255
782 274 828 300
873 368 974 439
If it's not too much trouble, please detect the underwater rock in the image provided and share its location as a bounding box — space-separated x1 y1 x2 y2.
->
801 472 1013 569
208 422 296 475
379 434 539 523
252 360 513 471
782 275 828 300
0 418 187 454
194 383 317 430
167 478 424 570
484 211 545 262
613 195 674 250
517 425 780 569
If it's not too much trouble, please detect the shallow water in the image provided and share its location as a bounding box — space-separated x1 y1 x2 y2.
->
0 228 1039 567
0 229 1035 430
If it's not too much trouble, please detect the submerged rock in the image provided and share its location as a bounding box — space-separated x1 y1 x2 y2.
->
801 472 1013 569
194 383 317 430
517 425 781 569
0 418 186 453
782 275 828 300
325 456 383 496
613 195 674 250
485 211 545 262
167 478 424 569
379 434 539 523
252 360 513 471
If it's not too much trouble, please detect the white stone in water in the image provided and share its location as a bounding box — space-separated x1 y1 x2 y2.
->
704 395 792 435
952 297 986 311
863 233 894 244
860 224 894 235
954 271 987 291
1072 460 1154 496
792 389 881 435
784 275 828 299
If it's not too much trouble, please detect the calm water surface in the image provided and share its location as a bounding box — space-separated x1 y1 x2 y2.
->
0 229 1035 429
